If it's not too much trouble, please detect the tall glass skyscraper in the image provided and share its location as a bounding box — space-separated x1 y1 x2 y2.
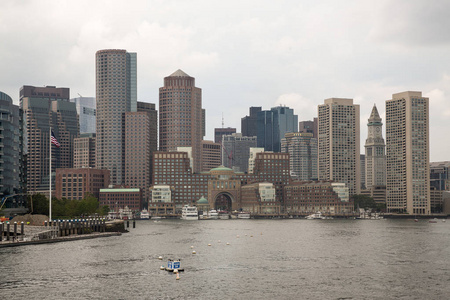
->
70 97 96 134
95 49 137 185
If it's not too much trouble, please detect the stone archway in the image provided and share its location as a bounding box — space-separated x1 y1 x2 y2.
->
214 192 234 211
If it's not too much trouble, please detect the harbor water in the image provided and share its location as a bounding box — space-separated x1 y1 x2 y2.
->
1 218 449 299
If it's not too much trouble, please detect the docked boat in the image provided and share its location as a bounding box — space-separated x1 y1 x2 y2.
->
305 212 324 220
237 212 251 219
429 218 438 223
181 205 199 220
208 209 219 219
119 206 133 220
140 209 150 220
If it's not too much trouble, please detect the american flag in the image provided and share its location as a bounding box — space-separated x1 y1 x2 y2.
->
51 130 60 147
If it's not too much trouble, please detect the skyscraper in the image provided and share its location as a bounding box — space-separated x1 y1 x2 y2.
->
281 132 317 181
20 85 79 193
95 49 137 185
298 118 318 138
70 96 96 134
318 98 360 195
386 91 430 215
0 91 25 197
364 105 386 190
257 106 298 152
222 133 257 173
159 69 203 173
214 127 236 144
241 107 261 137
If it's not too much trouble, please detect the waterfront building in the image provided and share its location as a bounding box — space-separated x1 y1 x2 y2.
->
248 147 265 174
201 140 221 171
159 69 203 173
214 127 236 144
55 168 110 200
221 133 257 173
95 49 137 186
430 161 450 191
281 132 317 181
152 151 290 213
298 118 318 138
318 98 360 196
0 91 25 198
360 154 366 189
240 182 279 214
284 181 353 215
148 185 175 216
364 105 386 190
257 106 298 152
74 133 96 168
386 91 430 215
20 85 79 193
99 187 142 212
241 106 261 137
70 96 96 134
361 186 387 206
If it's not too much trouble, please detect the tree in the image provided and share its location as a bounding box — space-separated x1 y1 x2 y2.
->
352 194 377 211
28 194 49 215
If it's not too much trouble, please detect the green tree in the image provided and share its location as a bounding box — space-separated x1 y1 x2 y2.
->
28 194 49 215
352 194 377 211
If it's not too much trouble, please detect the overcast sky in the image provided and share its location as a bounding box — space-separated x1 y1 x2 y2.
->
1 0 449 161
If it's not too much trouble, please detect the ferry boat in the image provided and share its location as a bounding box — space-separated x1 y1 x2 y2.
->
181 205 199 220
140 209 150 220
208 210 219 219
305 212 324 220
237 212 251 219
119 206 133 220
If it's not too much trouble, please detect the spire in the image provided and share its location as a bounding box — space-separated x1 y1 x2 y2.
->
368 104 382 125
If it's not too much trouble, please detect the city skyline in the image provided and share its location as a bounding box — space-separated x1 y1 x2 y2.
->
1 1 450 161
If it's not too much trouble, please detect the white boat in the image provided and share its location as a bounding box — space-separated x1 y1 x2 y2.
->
107 211 119 220
181 205 198 220
140 209 150 220
305 212 324 220
237 212 251 219
119 206 133 220
208 210 219 219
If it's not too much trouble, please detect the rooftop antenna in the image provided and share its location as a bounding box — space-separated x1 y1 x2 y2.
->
77 93 83 98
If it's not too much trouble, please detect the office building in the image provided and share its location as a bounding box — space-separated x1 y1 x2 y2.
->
95 49 137 185
214 127 236 144
299 118 318 138
99 187 142 212
248 147 265 174
386 91 430 214
74 133 96 168
0 91 25 198
318 98 360 195
257 106 298 152
241 107 262 137
20 85 79 193
201 140 221 171
222 133 257 172
430 161 450 191
55 168 110 200
281 132 317 181
159 69 203 173
70 96 96 134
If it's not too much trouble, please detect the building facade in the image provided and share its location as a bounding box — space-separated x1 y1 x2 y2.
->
221 133 257 173
386 91 430 215
74 133 96 168
70 96 96 134
318 98 360 196
241 106 261 137
0 91 25 198
298 118 318 138
95 49 137 185
99 187 142 212
201 140 221 172
430 161 450 191
55 168 110 200
159 69 203 173
281 132 317 181
214 127 236 144
257 106 298 152
20 85 79 193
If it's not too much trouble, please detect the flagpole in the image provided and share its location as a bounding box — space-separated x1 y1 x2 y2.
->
49 127 52 221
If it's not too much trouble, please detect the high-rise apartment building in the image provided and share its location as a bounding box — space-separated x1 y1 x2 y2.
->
257 106 298 152
0 92 25 197
20 85 79 193
159 69 203 173
124 102 157 202
74 133 96 168
241 107 261 137
318 98 360 195
95 49 137 185
364 105 386 190
222 133 257 173
386 91 430 214
281 132 317 181
70 97 96 134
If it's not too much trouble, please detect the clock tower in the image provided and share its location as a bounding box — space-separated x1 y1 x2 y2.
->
364 104 386 190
